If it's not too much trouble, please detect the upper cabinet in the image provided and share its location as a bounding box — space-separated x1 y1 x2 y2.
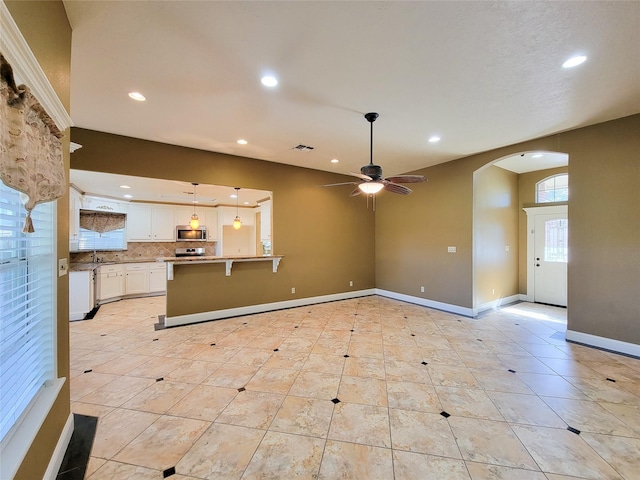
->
260 199 272 241
83 195 128 214
69 188 82 251
127 204 175 242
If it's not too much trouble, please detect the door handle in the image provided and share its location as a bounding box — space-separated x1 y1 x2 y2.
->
536 263 540 267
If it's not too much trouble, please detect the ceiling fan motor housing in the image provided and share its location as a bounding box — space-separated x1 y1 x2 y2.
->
361 164 383 180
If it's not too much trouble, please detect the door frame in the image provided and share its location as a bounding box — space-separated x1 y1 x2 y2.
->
522 204 568 303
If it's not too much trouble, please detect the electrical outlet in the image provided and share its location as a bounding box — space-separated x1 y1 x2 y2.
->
58 258 68 277
447 246 456 253
420 286 425 293
349 281 353 287
291 287 296 294
505 245 510 252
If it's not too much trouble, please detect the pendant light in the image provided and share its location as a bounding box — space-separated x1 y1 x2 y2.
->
233 187 242 230
189 182 200 229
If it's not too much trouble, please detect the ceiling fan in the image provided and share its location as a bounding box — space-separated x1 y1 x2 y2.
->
321 112 426 196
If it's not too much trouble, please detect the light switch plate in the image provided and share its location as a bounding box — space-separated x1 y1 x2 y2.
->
447 246 456 253
58 258 68 277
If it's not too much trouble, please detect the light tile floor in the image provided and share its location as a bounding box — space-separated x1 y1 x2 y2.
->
69 296 640 479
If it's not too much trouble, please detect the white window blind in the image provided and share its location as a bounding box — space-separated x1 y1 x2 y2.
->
0 182 55 442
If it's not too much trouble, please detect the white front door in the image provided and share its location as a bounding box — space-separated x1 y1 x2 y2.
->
534 213 568 306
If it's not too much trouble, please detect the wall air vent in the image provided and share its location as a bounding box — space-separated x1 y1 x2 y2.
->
293 144 314 152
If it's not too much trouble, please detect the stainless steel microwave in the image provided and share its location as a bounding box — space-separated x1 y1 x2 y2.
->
175 225 207 241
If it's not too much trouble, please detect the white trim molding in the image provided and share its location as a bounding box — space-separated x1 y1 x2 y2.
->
0 1 73 131
165 289 376 327
565 330 640 358
43 413 74 480
474 294 521 315
0 378 67 480
375 289 475 317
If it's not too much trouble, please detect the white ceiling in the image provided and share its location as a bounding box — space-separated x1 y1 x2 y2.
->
70 170 270 207
63 1 639 178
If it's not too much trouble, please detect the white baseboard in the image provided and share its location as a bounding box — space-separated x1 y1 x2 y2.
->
474 294 522 315
374 289 475 317
43 413 74 480
565 330 640 358
519 294 533 302
165 289 376 327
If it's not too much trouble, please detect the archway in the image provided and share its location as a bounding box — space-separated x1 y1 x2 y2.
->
472 150 569 314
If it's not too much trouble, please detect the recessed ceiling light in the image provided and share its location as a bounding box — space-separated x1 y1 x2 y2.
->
243 201 250 205
428 136 441 143
237 139 248 145
230 194 237 199
331 159 339 164
128 92 146 101
120 185 131 189
562 55 587 68
261 76 278 87
123 194 133 199
532 154 543 158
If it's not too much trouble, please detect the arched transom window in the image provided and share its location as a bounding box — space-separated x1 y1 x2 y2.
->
536 174 568 203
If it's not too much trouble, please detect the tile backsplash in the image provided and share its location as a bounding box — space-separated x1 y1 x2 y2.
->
70 242 217 263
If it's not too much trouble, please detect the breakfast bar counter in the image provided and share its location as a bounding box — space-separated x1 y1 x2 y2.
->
157 255 283 277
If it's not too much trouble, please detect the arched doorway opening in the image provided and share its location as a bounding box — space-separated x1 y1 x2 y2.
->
472 150 569 314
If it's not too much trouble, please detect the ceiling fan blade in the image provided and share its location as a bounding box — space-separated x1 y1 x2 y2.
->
385 175 426 184
349 172 373 181
384 183 412 195
350 187 362 197
317 182 358 188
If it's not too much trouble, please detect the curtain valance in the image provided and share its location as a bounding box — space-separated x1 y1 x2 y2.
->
79 211 126 234
0 54 65 232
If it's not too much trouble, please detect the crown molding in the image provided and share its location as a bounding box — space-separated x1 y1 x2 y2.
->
0 1 73 131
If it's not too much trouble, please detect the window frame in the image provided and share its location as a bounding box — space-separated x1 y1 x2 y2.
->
536 173 568 203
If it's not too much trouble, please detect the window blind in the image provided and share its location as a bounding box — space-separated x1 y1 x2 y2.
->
0 182 55 442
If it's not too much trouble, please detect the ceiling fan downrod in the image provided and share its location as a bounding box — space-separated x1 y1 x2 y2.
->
365 112 378 166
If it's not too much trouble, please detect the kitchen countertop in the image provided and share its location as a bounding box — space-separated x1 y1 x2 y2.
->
156 255 282 263
69 258 162 272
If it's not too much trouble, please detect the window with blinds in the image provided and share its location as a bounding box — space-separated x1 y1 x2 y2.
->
0 182 55 442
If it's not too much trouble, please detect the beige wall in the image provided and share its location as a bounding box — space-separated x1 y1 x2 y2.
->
4 1 72 479
70 129 376 317
518 166 568 292
377 114 639 345
474 165 519 307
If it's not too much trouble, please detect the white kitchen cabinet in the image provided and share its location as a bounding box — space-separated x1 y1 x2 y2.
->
69 188 82 252
148 263 167 292
125 263 149 294
260 199 272 241
205 208 219 241
96 264 124 301
69 270 94 321
127 204 175 242
83 195 128 214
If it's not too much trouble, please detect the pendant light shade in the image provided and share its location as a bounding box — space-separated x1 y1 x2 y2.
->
233 187 242 230
189 183 200 229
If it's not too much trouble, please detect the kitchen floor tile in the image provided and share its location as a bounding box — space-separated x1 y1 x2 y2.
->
392 450 470 480
389 408 461 458
175 423 265 479
241 431 325 479
113 415 210 471
269 395 334 438
67 296 639 480
318 440 394 480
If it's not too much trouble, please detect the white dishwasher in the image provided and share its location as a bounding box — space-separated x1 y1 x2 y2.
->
69 270 95 321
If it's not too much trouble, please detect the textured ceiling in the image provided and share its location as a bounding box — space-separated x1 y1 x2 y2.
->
64 1 639 178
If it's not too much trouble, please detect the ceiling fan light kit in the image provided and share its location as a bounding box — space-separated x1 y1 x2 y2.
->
320 112 426 197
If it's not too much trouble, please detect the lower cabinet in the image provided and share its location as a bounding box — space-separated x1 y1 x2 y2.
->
96 264 124 302
149 263 167 292
95 262 166 305
125 263 149 295
69 270 95 321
